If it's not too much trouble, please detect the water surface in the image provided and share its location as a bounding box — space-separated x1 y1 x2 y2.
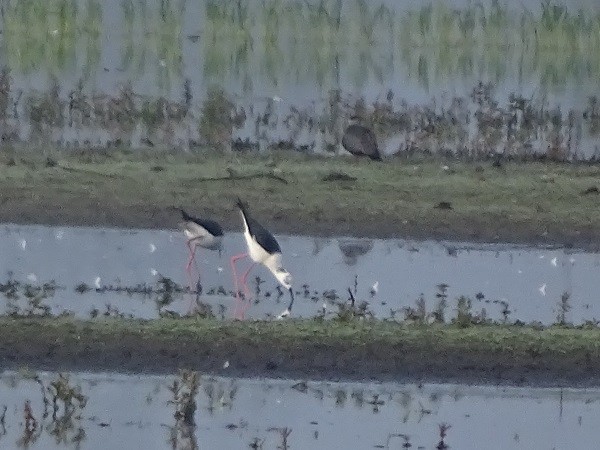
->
0 371 598 449
1 0 599 157
0 223 597 324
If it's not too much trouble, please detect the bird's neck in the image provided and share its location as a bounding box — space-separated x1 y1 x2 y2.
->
264 252 283 275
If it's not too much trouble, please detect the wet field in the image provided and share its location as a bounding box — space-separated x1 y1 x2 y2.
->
0 371 599 450
0 223 595 325
3 0 600 447
1 0 599 159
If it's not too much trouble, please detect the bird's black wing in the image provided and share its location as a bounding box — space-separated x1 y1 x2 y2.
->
236 199 281 254
180 209 224 236
358 126 381 160
342 125 364 156
247 216 281 254
343 124 381 160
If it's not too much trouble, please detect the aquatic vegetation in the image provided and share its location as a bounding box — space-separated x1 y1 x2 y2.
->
454 295 474 328
556 291 572 325
378 433 412 449
3 0 81 74
431 284 449 323
198 87 235 151
165 371 199 449
0 277 58 317
169 370 199 426
0 1 597 156
263 1 600 90
402 295 428 324
16 373 87 448
195 0 600 90
0 71 596 159
436 422 451 450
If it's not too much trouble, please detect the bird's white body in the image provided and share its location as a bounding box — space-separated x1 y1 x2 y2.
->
243 227 280 264
238 209 292 290
183 224 223 251
233 199 294 319
241 218 284 275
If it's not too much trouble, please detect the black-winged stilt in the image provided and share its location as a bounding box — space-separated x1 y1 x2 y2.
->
230 198 294 319
342 116 382 161
178 208 224 277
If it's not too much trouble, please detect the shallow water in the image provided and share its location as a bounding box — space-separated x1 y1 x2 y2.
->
2 0 600 157
0 370 599 450
0 223 597 324
6 0 599 104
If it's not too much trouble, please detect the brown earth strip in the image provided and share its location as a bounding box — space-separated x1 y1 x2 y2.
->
1 317 600 387
2 153 600 249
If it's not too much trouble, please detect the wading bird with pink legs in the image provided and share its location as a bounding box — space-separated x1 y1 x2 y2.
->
230 198 294 319
178 208 223 311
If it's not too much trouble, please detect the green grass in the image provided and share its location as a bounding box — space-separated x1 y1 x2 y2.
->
6 315 600 351
0 151 599 246
3 316 600 384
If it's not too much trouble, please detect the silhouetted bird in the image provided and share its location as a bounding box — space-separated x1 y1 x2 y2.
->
342 117 382 161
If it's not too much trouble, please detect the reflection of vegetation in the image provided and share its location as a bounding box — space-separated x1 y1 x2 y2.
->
149 0 184 91
166 370 200 449
2 0 183 91
82 0 103 81
199 87 235 150
204 0 253 86
3 0 95 75
200 0 600 91
117 0 184 91
2 65 598 159
0 275 58 317
2 0 600 93
399 1 600 88
16 373 87 448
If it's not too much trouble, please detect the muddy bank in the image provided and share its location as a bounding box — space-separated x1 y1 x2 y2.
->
2 317 600 387
2 153 600 249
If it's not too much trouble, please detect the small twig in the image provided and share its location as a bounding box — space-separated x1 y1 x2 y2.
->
58 164 122 179
192 171 288 184
268 427 292 450
0 405 6 426
348 288 355 308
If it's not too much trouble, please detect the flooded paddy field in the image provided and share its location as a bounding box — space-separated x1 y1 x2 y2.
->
0 223 598 325
0 370 599 450
2 223 600 387
0 0 599 160
3 0 600 446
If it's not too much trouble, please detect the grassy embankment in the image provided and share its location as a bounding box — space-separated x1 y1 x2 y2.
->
1 151 600 246
2 316 600 386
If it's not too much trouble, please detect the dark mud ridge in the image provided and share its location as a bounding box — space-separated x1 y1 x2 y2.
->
1 317 600 387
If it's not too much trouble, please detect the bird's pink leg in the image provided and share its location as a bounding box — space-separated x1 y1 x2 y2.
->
185 240 199 276
186 274 201 314
185 241 202 314
240 263 256 315
230 253 248 319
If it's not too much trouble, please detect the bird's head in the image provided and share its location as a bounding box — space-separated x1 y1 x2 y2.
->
274 267 293 290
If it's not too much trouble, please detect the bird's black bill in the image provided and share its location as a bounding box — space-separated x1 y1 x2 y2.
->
287 288 295 312
236 197 247 211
